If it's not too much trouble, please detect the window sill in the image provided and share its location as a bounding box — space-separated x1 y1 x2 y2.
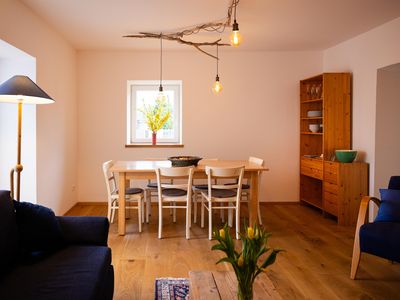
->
125 144 184 148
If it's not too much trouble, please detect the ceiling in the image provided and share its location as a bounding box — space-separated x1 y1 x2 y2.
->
20 0 400 51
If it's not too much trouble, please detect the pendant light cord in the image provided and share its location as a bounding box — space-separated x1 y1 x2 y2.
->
234 0 238 21
159 33 163 91
216 44 219 76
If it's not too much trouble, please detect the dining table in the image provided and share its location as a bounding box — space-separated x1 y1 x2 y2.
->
110 159 269 235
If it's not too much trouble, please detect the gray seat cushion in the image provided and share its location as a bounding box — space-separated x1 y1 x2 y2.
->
224 183 250 190
125 188 143 195
162 188 187 197
203 189 237 198
193 184 209 190
147 182 158 189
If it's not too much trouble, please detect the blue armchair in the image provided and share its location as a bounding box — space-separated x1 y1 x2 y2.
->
351 176 400 279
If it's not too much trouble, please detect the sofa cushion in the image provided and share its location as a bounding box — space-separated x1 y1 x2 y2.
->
0 245 112 300
0 191 18 277
13 200 64 261
360 222 400 262
375 189 400 222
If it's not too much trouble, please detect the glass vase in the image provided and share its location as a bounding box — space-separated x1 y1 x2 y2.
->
152 132 157 145
237 280 253 300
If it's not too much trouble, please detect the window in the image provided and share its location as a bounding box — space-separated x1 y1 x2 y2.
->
127 80 182 145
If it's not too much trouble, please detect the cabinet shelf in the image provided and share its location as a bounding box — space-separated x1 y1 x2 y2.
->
301 117 323 120
301 132 323 135
300 198 323 209
301 98 323 103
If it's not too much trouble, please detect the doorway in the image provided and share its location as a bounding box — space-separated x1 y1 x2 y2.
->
0 39 36 203
374 63 400 196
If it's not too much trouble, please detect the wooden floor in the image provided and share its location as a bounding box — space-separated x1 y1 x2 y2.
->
66 203 400 300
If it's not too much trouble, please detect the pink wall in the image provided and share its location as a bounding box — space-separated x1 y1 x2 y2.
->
323 17 400 197
77 50 322 202
0 0 78 214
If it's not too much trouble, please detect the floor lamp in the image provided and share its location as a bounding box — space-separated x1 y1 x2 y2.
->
0 75 54 201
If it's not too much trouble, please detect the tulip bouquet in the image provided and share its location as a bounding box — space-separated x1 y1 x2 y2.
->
212 223 282 300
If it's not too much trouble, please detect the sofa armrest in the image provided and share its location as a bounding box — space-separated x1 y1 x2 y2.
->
57 216 109 246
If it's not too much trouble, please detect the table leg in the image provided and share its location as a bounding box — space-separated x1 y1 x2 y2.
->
118 172 126 235
249 171 259 227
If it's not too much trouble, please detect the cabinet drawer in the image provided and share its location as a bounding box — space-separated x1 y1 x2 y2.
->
324 161 338 174
324 161 338 184
324 192 338 216
324 182 339 195
302 158 323 170
301 158 323 180
301 166 323 180
324 171 338 184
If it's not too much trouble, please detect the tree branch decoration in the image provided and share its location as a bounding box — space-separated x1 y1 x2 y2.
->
123 0 240 59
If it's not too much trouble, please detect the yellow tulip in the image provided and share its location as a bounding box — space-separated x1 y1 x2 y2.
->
255 228 259 239
238 254 244 267
247 227 254 239
219 229 225 239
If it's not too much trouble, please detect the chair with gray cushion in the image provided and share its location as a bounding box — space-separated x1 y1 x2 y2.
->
224 156 264 224
155 166 194 239
201 166 245 240
102 160 144 232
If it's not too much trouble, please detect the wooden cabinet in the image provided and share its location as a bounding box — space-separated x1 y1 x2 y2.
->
299 73 369 225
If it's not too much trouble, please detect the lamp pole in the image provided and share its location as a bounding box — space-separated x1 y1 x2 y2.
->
15 102 23 200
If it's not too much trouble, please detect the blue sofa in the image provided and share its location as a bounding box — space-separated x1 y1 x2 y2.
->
0 190 114 299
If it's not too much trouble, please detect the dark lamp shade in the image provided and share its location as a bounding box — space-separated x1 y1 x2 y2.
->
0 75 54 105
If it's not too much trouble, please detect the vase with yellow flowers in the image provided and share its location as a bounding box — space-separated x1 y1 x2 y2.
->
212 224 282 300
139 97 170 145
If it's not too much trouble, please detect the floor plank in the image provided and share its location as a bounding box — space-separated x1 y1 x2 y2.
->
66 203 400 299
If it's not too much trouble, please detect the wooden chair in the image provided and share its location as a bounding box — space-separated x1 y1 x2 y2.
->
102 160 144 232
143 158 173 224
201 166 244 240
351 176 400 279
145 178 174 223
192 158 219 224
225 156 264 224
155 166 194 239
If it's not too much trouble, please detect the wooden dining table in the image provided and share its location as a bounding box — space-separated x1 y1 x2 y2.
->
110 159 269 235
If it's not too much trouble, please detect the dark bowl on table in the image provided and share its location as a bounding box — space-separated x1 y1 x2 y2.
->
168 156 202 167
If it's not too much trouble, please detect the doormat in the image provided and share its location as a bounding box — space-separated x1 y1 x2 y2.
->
155 277 190 300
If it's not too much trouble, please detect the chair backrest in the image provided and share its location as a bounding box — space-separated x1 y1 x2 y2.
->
388 176 400 190
249 156 264 166
102 160 117 200
155 166 194 198
205 166 245 200
249 156 264 175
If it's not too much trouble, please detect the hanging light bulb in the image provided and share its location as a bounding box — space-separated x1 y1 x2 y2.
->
229 0 242 47
157 33 166 102
212 45 223 94
212 75 223 94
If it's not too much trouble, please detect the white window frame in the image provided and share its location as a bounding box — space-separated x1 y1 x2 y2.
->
127 80 182 145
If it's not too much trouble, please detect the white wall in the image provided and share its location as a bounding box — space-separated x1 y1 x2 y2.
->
374 63 400 195
77 50 322 203
0 40 36 202
0 0 78 214
323 17 400 197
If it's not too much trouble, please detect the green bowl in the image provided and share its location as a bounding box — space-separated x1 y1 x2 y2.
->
335 150 357 163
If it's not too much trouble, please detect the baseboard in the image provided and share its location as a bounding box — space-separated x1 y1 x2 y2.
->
261 201 299 205
75 201 107 206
